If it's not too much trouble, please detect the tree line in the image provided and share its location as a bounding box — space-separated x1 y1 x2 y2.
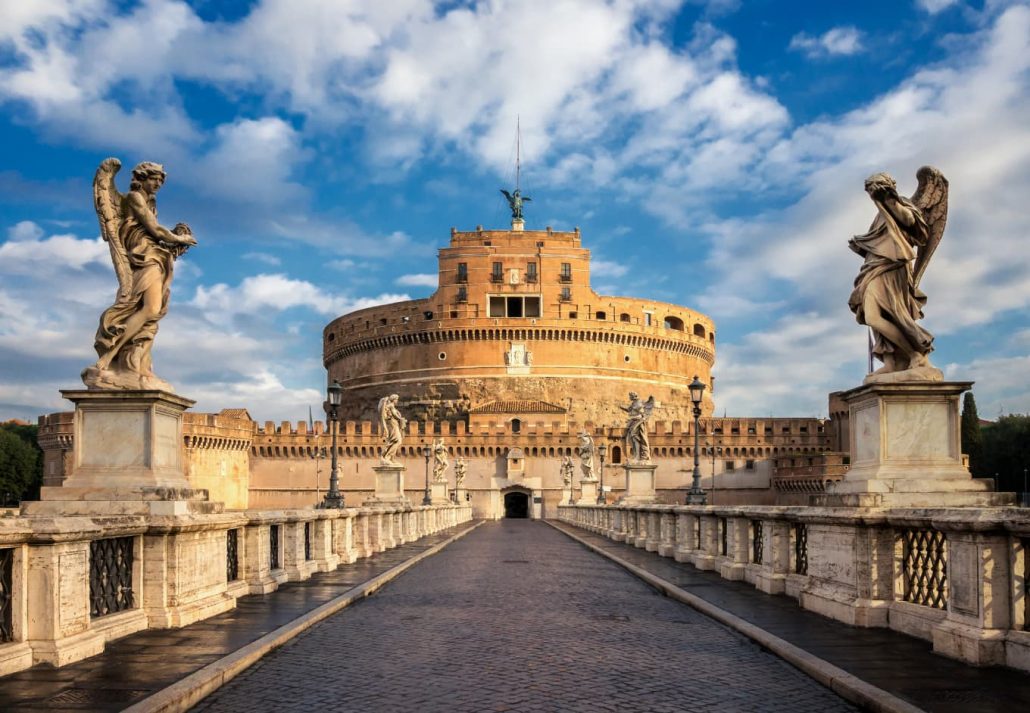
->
0 421 43 506
962 392 1030 495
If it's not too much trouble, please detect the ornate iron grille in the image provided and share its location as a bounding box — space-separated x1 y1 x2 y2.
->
226 529 239 582
90 537 134 618
269 525 280 570
304 522 312 561
793 523 808 575
0 548 12 642
719 518 728 556
901 528 948 609
751 520 764 564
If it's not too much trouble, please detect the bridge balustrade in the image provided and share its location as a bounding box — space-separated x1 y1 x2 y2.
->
558 503 1030 674
0 502 473 676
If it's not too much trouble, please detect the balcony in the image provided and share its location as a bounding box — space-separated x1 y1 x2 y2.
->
490 273 504 283
559 273 572 283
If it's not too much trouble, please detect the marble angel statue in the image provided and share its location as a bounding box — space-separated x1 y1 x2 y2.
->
620 392 655 462
432 438 449 482
848 166 948 382
82 158 196 390
378 394 407 465
576 432 596 482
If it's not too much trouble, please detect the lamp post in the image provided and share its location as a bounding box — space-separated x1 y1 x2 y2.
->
321 380 345 508
422 445 432 505
597 442 608 505
686 375 707 505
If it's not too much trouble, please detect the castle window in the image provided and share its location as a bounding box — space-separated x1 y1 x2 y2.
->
725 460 735 471
457 263 468 283
488 295 541 318
327 333 335 342
595 311 606 320
644 312 653 326
620 313 631 323
664 316 684 331
611 445 622 464
526 262 538 283
746 460 756 470
456 287 468 303
568 311 578 319
511 418 521 433
560 287 571 302
559 263 572 282
693 323 706 338
491 262 503 283
438 352 447 360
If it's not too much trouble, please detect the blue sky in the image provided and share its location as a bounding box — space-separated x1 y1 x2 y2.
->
1 0 1028 423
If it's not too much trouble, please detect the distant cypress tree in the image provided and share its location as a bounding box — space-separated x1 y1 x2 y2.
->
961 392 984 476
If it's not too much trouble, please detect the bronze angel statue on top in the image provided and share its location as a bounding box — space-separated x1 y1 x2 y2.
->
82 158 197 391
848 166 948 382
500 188 530 221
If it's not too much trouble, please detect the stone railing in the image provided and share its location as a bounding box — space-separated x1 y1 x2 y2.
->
558 503 1030 674
0 503 472 676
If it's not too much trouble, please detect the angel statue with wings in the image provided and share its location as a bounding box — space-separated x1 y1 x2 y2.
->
621 392 655 462
82 158 197 391
378 394 407 465
848 167 948 382
499 188 530 221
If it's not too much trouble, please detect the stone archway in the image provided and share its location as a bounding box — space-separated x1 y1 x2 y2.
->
503 491 529 518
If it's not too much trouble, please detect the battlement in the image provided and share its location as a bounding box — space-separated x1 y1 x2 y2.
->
449 226 581 248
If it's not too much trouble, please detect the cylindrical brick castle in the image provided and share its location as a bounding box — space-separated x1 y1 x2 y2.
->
323 226 715 425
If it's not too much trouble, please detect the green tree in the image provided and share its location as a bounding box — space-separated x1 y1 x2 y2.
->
0 427 40 506
960 392 984 476
980 414 1030 497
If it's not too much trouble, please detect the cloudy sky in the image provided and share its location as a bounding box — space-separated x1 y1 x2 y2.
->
1 0 1028 423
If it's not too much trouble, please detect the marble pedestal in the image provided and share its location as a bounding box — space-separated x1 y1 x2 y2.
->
819 381 1013 507
453 487 469 504
619 462 658 504
430 481 450 505
22 389 222 517
364 464 410 506
577 480 598 505
561 487 575 505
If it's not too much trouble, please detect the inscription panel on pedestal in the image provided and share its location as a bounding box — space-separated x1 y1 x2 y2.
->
884 401 950 461
948 543 978 616
79 410 145 468
852 404 880 464
808 525 857 592
58 550 89 635
153 410 181 469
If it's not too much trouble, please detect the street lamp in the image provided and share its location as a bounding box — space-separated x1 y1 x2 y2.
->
597 442 608 505
422 445 432 505
686 375 707 505
321 380 345 508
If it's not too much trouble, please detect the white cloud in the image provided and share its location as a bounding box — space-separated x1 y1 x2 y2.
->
789 27 864 59
917 0 961 14
6 220 45 242
591 260 630 279
943 355 1030 416
395 273 438 288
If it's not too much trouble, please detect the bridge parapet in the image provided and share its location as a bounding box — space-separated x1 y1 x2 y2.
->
559 503 1030 674
0 502 472 676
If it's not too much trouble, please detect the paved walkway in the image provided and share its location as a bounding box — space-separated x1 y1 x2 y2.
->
550 520 1030 713
0 522 476 713
193 521 856 713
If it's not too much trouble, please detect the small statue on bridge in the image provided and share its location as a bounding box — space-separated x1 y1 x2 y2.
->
454 456 467 488
620 392 655 462
432 438 449 482
560 455 574 488
83 158 197 391
378 394 407 465
577 432 596 482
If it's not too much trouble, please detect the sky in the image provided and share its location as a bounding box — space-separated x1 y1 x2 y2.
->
1 0 1028 424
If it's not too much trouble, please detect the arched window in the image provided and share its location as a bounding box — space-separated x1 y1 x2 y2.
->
620 313 631 322
511 418 521 434
611 445 622 464
595 311 607 320
693 323 706 338
664 316 684 331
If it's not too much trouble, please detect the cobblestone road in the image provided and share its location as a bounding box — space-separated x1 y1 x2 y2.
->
193 521 857 713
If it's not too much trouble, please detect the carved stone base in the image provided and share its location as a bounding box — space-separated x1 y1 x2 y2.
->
863 364 942 385
820 381 1015 507
577 480 598 505
619 462 658 504
430 481 449 505
81 366 174 392
58 389 195 490
561 487 574 505
22 486 221 517
364 464 410 506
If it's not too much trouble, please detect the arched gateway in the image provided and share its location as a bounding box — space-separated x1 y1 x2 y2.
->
503 490 529 518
